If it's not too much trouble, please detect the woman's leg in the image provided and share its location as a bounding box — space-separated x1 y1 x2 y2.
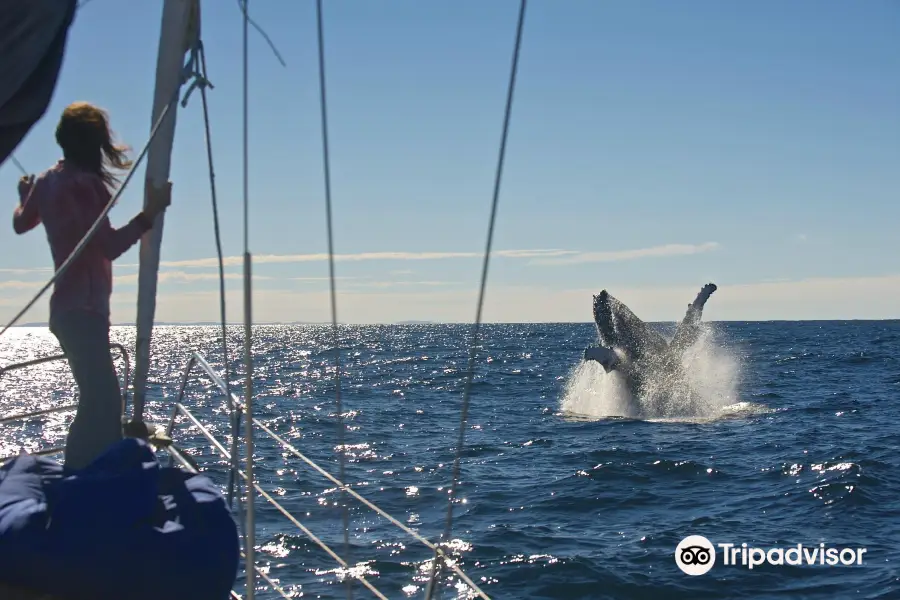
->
50 310 124 470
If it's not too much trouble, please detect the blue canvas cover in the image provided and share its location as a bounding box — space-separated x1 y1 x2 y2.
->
0 438 239 600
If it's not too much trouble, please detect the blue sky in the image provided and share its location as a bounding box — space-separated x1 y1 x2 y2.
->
2 0 898 323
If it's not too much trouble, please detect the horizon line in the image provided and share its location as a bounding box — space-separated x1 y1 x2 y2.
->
11 317 900 328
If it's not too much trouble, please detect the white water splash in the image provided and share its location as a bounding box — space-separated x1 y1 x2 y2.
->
560 325 746 421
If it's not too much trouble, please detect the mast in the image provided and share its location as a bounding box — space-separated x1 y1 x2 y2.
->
131 0 200 422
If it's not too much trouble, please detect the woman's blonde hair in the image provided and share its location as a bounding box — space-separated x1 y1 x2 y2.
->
55 102 133 189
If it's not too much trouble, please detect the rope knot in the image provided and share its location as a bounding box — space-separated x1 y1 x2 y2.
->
181 41 214 108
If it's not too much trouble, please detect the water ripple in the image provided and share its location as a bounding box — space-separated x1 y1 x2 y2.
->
0 321 898 598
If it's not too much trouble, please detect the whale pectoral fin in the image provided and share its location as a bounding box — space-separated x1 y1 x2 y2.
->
683 283 717 322
584 346 620 372
693 283 717 310
672 283 717 350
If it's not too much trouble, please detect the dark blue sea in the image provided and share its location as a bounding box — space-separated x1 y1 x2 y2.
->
1 321 898 599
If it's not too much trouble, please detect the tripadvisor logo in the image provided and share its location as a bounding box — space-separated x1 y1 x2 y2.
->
675 535 716 575
675 536 868 575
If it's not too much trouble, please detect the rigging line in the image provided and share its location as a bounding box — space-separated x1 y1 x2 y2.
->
314 1 352 598
236 458 389 599
250 420 492 600
195 36 248 568
215 388 489 596
9 156 28 177
239 550 292 600
176 409 389 600
241 0 249 254
0 51 202 341
240 2 257 599
183 364 488 597
195 42 240 515
424 1 528 598
235 0 287 67
249 474 389 600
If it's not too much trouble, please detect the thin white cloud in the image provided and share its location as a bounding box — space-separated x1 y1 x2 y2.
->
0 280 42 290
0 272 272 290
289 276 360 282
0 267 53 274
116 271 278 285
111 248 582 270
497 249 581 259
1 244 710 279
346 280 455 289
119 273 360 285
529 242 720 266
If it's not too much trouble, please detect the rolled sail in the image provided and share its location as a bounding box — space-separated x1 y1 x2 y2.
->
132 0 200 421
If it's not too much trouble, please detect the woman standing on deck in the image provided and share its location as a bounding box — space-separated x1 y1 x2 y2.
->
12 101 170 470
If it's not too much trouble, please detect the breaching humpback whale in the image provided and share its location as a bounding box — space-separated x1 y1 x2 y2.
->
583 283 718 400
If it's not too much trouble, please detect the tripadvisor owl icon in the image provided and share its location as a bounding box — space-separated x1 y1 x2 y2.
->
676 535 716 575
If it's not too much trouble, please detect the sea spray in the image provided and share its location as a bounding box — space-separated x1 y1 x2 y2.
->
560 324 741 420
559 360 636 418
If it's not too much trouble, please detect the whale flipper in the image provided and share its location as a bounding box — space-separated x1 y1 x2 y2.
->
670 283 717 352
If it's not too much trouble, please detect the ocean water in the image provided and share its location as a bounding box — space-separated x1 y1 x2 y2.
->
1 321 898 599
